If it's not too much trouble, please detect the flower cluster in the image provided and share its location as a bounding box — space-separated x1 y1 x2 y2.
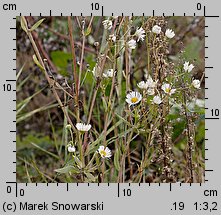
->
127 24 175 51
137 75 157 95
183 61 194 72
152 25 175 39
66 122 113 159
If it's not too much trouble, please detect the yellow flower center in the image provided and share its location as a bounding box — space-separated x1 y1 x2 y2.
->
131 97 138 103
100 150 107 157
165 88 170 93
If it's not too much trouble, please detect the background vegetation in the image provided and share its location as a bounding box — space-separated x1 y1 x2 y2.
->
16 16 205 183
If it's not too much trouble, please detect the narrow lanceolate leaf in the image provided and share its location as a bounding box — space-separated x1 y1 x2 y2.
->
30 18 45 31
33 54 44 70
16 103 57 123
16 87 45 115
114 148 120 171
101 97 108 112
85 172 96 182
20 16 28 33
30 142 59 160
85 27 91 36
55 166 80 174
73 156 83 169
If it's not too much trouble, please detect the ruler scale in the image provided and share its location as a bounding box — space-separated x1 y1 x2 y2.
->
1 0 221 214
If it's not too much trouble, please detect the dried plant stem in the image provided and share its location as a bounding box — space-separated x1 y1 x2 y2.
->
139 126 156 182
118 131 134 183
183 91 194 182
78 134 85 167
127 148 133 179
68 17 80 123
146 34 151 73
26 17 57 73
101 160 105 183
41 23 96 54
89 18 118 130
103 43 117 146
160 121 168 172
23 17 75 131
124 17 130 92
78 17 86 93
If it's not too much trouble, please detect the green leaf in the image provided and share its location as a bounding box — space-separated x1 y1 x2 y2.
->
55 165 80 174
73 156 83 169
182 37 201 62
16 103 58 124
105 83 111 96
84 172 96 182
20 16 28 33
30 142 59 160
85 27 91 36
30 18 45 31
16 63 25 80
50 51 72 76
16 87 45 115
114 148 120 171
87 119 123 155
33 54 44 70
101 97 108 112
31 160 47 182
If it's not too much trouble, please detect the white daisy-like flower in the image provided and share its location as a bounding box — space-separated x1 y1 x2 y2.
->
67 145 76 153
102 19 112 30
103 69 115 78
147 88 155 95
183 61 194 72
165 29 175 39
98 145 112 158
161 83 176 95
135 27 145 42
126 91 142 106
109 34 116 42
192 79 200 89
152 25 161 34
153 95 162 104
146 75 157 88
76 123 91 132
137 81 148 89
127 39 136 49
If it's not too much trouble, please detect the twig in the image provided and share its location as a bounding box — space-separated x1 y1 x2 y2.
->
42 23 96 54
26 17 57 73
183 90 194 182
22 17 75 131
68 17 80 122
78 17 86 94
